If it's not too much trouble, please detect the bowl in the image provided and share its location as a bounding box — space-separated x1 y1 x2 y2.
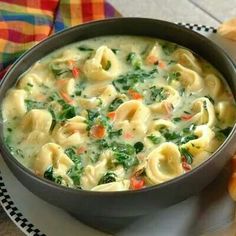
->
0 18 236 232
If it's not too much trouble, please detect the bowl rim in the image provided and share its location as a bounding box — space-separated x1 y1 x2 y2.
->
0 17 235 196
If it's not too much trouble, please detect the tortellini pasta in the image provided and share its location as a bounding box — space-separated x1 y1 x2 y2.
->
148 85 180 114
2 89 27 120
145 142 184 184
80 150 112 190
3 35 235 192
21 109 52 133
83 46 120 81
216 101 236 127
114 100 151 139
205 74 223 98
34 143 74 182
52 116 87 147
172 64 204 92
173 48 202 74
191 97 216 127
181 125 215 156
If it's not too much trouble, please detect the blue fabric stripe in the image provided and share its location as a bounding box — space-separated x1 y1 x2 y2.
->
0 11 52 25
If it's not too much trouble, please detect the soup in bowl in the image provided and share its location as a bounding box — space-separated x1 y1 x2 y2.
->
2 35 236 192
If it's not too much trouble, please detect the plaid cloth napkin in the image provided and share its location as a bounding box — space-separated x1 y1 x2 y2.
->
0 0 119 79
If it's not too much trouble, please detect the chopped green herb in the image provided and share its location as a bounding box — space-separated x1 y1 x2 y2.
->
180 148 193 164
65 148 83 187
111 48 119 54
25 99 45 111
98 172 117 185
163 131 181 141
7 128 12 132
50 62 70 77
184 110 191 114
108 98 124 111
203 100 207 110
134 142 144 153
164 71 181 84
78 46 94 51
204 95 215 104
180 134 198 144
149 86 168 103
111 141 138 169
147 134 162 144
173 117 181 122
113 68 158 92
27 83 33 87
109 129 122 139
161 42 178 56
126 52 142 69
44 166 55 181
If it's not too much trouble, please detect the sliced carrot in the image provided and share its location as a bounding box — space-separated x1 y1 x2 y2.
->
90 125 106 139
181 114 193 121
164 102 173 114
158 60 166 69
68 60 80 79
128 89 142 100
146 55 158 65
77 146 86 154
60 91 74 105
107 111 116 120
72 67 80 78
130 176 145 190
124 132 134 140
182 161 192 172
56 79 68 87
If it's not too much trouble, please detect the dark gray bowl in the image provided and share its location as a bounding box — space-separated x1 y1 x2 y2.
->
0 18 236 232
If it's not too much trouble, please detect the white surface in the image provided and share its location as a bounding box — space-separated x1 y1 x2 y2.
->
1 25 236 236
108 0 220 26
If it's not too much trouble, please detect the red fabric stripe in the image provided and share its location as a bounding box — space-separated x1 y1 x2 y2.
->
81 0 93 22
0 0 59 12
0 28 46 43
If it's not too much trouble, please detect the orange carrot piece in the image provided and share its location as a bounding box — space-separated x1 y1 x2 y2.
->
91 125 106 139
128 89 142 100
107 111 116 120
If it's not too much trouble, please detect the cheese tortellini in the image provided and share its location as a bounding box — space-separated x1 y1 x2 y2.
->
2 35 235 192
145 142 184 184
2 89 27 120
172 64 204 92
83 46 120 81
191 97 216 127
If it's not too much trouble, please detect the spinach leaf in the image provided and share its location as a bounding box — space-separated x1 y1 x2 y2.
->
111 141 138 169
161 42 177 56
50 63 70 77
180 148 193 164
147 134 162 144
44 166 55 181
108 98 124 111
126 52 142 69
25 99 45 111
78 46 94 51
164 71 181 84
98 172 117 185
149 86 168 103
65 148 83 187
134 142 144 153
113 68 158 92
109 129 122 139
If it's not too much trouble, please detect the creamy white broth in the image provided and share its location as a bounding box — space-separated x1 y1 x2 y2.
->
2 35 236 191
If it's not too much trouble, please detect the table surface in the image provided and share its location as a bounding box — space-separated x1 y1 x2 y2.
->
1 0 236 235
